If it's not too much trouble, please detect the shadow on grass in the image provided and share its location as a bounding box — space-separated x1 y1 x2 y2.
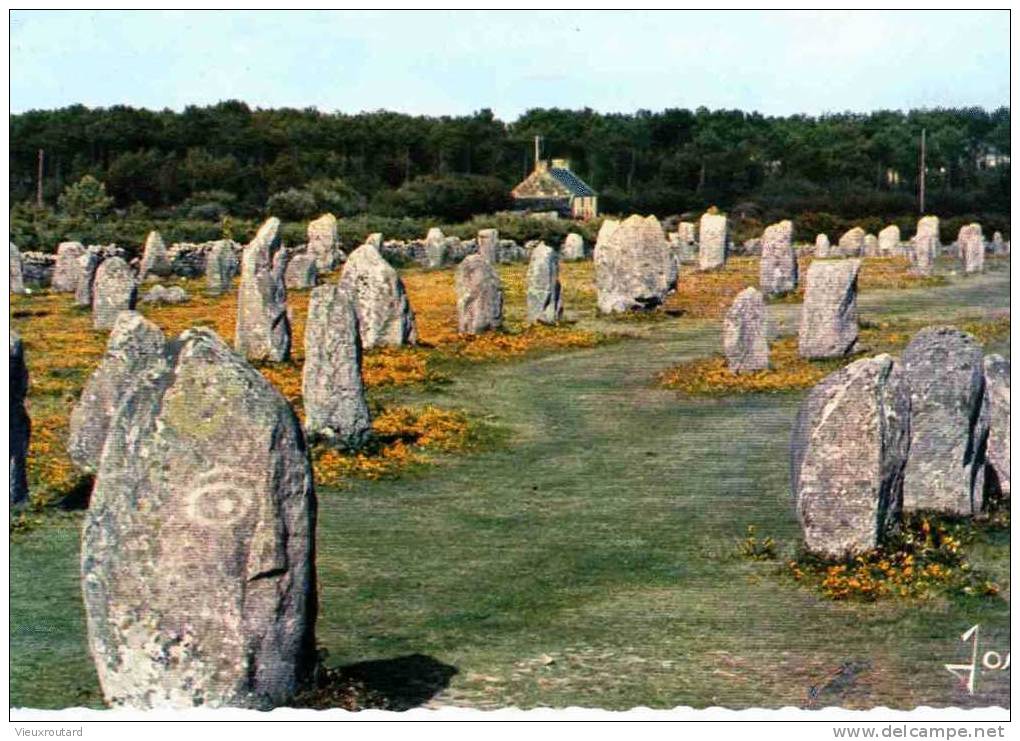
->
296 653 458 711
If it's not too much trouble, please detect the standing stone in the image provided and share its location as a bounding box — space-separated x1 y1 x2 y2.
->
561 232 585 261
365 233 383 249
10 243 26 294
284 253 318 290
901 327 989 515
92 257 138 330
798 259 860 359
594 219 620 253
81 328 316 709
677 221 696 248
424 228 447 269
205 240 237 295
526 243 563 324
68 312 166 472
698 212 728 270
814 234 831 259
10 332 29 506
910 234 937 276
983 354 1010 499
838 227 865 257
307 213 339 273
302 284 372 450
862 234 879 258
338 243 418 349
456 254 503 334
723 287 769 373
759 220 797 296
791 354 910 557
235 218 290 362
52 241 86 292
991 231 1004 253
477 229 499 264
959 223 985 274
594 215 674 313
915 215 941 254
74 251 102 307
139 231 172 281
878 225 900 256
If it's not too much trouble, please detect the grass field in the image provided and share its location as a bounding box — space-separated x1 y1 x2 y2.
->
9 255 1010 710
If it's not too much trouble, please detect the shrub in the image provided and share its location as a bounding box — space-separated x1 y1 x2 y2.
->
57 175 113 221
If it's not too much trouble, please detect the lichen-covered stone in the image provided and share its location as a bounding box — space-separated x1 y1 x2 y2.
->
798 259 860 359
526 243 563 324
837 227 865 257
307 213 339 273
759 220 797 296
139 231 172 281
235 218 291 362
302 284 372 450
561 233 585 261
477 229 499 263
81 328 316 709
456 254 503 334
10 243 25 294
595 215 674 313
52 241 86 292
92 257 138 330
10 332 29 506
284 252 319 290
983 354 1010 499
338 243 418 349
74 251 101 308
902 326 989 515
68 312 166 473
791 354 910 558
698 212 728 270
723 287 769 372
204 240 237 294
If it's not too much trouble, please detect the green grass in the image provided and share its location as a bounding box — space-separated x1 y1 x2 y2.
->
10 263 1010 710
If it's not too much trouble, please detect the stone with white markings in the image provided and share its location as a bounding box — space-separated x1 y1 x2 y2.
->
456 254 503 334
723 287 769 373
338 243 418 349
798 259 860 359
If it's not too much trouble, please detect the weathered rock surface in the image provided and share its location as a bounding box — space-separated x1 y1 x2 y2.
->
798 259 860 359
10 243 25 294
791 354 910 557
901 326 989 515
92 257 138 330
477 229 499 263
141 285 189 305
307 213 340 272
862 234 879 257
81 327 316 709
424 228 447 269
838 227 865 257
10 332 29 506
68 312 167 472
723 287 769 373
284 252 318 290
561 233 586 261
52 241 87 292
139 231 172 281
594 215 674 313
814 233 831 258
594 219 619 254
983 354 1010 499
365 233 383 249
526 243 563 324
759 220 797 296
910 234 937 276
959 223 985 274
74 251 102 308
205 240 237 294
302 284 372 450
235 218 291 362
698 212 728 270
338 243 418 349
915 215 940 252
878 225 900 255
456 254 503 334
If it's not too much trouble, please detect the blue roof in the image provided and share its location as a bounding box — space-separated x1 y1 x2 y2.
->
549 167 597 197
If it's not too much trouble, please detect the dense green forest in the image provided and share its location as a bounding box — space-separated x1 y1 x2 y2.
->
9 102 1010 248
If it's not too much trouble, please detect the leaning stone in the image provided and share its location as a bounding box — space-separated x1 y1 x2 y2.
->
92 257 138 330
307 213 339 273
595 214 674 313
798 259 860 359
235 218 290 362
759 220 797 296
74 251 102 307
139 231 172 281
477 229 499 263
698 212 728 270
791 354 910 558
902 326 989 516
456 254 503 334
983 354 1010 499
862 234 879 258
284 253 318 290
302 284 372 450
959 223 985 274
561 233 585 261
52 241 86 292
723 287 769 373
338 243 418 349
68 312 166 472
10 243 26 294
814 234 831 259
838 227 865 257
205 240 237 295
81 327 316 709
878 225 900 255
526 243 563 324
10 332 29 506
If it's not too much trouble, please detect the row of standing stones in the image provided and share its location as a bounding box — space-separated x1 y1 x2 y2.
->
7 210 1010 708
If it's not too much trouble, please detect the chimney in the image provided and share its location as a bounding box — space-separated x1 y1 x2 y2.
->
551 158 570 170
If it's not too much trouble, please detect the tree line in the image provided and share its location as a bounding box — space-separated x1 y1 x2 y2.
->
9 101 1010 223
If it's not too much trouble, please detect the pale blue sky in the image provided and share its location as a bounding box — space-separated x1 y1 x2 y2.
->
9 10 1010 118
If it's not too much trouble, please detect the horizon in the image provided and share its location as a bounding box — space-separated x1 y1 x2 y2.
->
10 10 1010 118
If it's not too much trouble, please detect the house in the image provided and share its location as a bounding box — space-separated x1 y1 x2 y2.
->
511 158 598 219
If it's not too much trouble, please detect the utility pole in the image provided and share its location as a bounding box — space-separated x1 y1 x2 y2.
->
918 128 926 215
533 135 542 170
36 148 44 208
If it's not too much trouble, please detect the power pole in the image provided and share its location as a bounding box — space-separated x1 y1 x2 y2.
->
36 148 44 208
533 135 542 170
918 128 926 215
